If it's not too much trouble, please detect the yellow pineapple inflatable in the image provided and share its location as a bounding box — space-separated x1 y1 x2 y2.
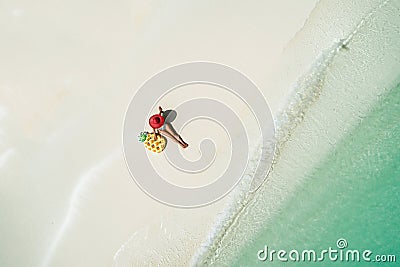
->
138 132 166 153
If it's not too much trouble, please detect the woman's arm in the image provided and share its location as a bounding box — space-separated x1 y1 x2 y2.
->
153 127 161 137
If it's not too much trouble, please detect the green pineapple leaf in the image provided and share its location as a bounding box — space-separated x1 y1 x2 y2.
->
138 131 148 142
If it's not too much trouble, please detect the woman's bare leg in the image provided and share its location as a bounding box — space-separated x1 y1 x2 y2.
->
159 129 186 148
164 123 188 147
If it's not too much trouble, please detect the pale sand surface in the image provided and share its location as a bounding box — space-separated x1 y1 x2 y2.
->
0 1 318 266
192 0 395 264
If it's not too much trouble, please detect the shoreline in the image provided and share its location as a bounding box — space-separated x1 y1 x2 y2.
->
1 1 320 266
192 0 400 265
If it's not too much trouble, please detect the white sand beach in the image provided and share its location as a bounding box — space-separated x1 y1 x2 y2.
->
0 0 320 266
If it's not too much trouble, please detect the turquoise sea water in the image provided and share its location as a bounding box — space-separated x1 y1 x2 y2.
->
232 81 400 266
195 0 400 266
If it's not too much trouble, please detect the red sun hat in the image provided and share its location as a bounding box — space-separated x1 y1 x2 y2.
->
149 114 165 129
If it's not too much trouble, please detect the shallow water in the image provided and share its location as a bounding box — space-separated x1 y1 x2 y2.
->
232 79 400 266
194 0 400 265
